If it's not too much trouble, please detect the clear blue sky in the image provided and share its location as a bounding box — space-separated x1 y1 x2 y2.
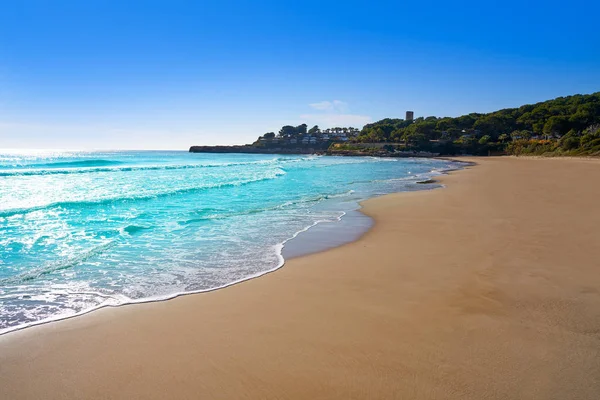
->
1 0 598 149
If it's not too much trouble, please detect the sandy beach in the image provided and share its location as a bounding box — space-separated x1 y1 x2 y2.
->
1 156 600 399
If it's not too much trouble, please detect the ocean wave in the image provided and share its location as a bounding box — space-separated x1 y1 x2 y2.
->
31 159 124 168
0 169 287 218
0 153 464 335
0 156 315 177
122 225 151 235
285 157 401 171
0 240 117 286
0 207 348 336
179 189 355 224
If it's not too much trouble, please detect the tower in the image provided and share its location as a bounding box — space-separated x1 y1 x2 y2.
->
406 111 414 121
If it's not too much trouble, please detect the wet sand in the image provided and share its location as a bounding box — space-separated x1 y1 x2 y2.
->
1 157 600 399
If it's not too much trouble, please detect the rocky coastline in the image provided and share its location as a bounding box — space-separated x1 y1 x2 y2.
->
189 145 439 158
189 145 325 155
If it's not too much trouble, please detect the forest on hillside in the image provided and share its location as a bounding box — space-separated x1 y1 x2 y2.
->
354 92 600 156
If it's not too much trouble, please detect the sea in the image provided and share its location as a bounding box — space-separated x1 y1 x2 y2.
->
0 150 461 334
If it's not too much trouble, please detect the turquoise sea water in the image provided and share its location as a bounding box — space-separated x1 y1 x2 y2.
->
0 150 460 333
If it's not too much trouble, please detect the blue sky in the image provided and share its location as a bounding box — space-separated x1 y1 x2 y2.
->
0 0 598 149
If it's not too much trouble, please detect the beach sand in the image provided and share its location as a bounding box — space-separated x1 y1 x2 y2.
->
1 157 600 399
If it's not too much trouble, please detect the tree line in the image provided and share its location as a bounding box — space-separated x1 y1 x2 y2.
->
355 92 600 156
259 125 360 141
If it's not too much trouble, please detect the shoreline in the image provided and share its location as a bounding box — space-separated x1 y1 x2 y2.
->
3 156 600 399
0 158 459 337
0 209 353 337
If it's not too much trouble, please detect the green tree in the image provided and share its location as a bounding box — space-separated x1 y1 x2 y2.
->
403 132 428 147
263 132 275 139
390 129 404 142
473 113 516 138
350 91 600 155
543 116 568 138
510 130 531 141
308 125 320 134
584 124 600 136
296 124 308 135
413 121 437 138
561 136 580 150
279 125 297 136
368 127 386 142
478 135 492 145
436 118 454 131
559 129 580 150
456 135 476 145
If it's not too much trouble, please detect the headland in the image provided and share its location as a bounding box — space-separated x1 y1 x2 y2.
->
191 92 600 157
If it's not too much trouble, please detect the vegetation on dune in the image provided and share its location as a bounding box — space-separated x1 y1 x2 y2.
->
354 92 600 156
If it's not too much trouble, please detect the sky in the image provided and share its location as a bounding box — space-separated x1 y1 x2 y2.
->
0 0 599 150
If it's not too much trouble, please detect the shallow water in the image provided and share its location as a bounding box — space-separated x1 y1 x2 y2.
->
0 150 460 333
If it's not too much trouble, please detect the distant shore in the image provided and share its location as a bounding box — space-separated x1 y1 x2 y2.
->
189 145 323 154
2 157 600 399
189 144 441 157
